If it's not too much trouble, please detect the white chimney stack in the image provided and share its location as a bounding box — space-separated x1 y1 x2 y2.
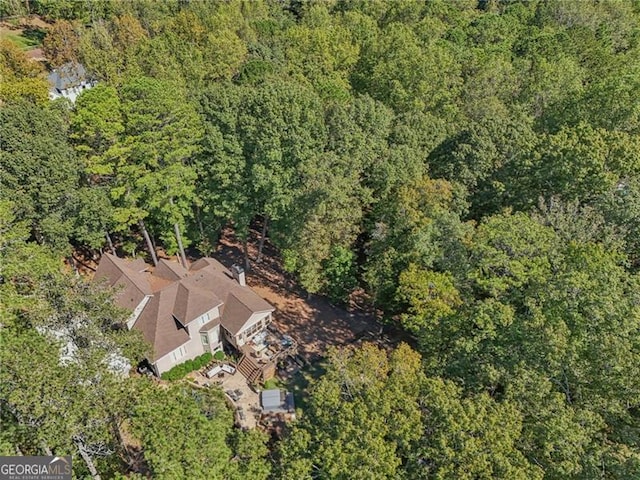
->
231 264 246 286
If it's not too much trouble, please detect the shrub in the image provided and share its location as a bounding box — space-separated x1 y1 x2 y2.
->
213 350 225 361
161 352 213 381
193 352 212 369
263 378 280 390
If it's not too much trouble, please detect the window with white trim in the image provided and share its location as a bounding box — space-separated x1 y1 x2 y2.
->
198 312 210 326
201 334 209 345
171 345 187 363
242 320 264 340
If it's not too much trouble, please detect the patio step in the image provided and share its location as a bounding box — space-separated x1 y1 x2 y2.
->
237 354 262 383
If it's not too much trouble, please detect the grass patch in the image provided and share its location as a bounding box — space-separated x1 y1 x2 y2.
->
0 28 45 51
21 26 46 44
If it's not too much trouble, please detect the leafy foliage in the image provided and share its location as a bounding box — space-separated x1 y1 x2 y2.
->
0 39 49 104
322 245 358 304
277 344 424 479
0 203 269 478
3 1 640 477
130 384 232 479
160 352 213 381
0 101 81 250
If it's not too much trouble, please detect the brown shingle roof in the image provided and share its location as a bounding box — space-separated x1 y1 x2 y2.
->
94 254 274 361
199 318 221 333
134 283 190 360
94 254 152 311
190 257 227 272
228 285 273 315
220 293 255 335
222 289 273 335
154 259 188 281
172 282 222 325
129 258 150 273
147 274 172 293
186 261 274 334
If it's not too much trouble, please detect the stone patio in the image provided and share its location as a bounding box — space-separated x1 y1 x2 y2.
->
189 369 261 429
220 371 261 429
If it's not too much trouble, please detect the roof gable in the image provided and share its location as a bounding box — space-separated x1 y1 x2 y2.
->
186 264 274 334
134 284 190 361
94 254 275 359
221 289 274 335
94 254 152 311
220 293 254 335
154 259 188 281
190 257 227 272
172 282 221 325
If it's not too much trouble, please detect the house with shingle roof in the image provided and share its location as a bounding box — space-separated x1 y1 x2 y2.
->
48 62 96 103
94 254 275 375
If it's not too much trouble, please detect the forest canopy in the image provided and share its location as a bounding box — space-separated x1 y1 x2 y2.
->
1 0 640 478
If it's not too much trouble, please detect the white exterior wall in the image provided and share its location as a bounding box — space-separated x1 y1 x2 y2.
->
153 307 221 374
234 312 272 347
153 309 272 373
154 333 207 374
187 306 220 331
200 325 222 354
49 81 96 103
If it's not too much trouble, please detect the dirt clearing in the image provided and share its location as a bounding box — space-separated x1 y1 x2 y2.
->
210 224 405 361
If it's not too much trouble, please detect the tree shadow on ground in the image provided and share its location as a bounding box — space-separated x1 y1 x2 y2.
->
286 360 327 412
21 26 46 44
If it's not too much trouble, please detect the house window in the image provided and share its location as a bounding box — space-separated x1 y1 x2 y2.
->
198 312 210 326
201 334 209 345
171 345 187 363
242 319 264 340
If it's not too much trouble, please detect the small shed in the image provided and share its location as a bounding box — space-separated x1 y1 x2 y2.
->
260 389 295 414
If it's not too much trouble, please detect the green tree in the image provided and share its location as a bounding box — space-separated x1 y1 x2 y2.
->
196 82 249 252
0 202 148 477
597 178 640 268
42 20 80 67
427 113 537 216
352 20 461 115
415 378 543 480
364 176 470 314
119 76 203 265
412 211 640 478
283 3 359 101
0 101 80 251
74 77 203 263
225 429 271 480
396 264 461 336
277 344 424 479
0 39 49 104
79 20 127 83
322 245 358 304
528 124 640 205
131 384 232 479
199 80 325 269
70 84 125 250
